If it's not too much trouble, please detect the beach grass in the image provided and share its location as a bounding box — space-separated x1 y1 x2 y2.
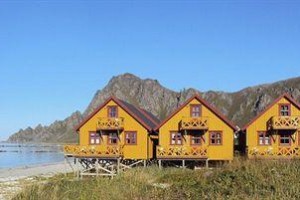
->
12 158 300 200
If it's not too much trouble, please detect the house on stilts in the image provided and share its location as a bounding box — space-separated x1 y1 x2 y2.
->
64 96 160 177
155 94 237 168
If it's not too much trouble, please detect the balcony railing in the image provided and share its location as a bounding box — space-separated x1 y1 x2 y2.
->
64 145 123 158
97 117 124 130
268 116 300 130
180 117 209 130
248 146 300 158
156 146 208 159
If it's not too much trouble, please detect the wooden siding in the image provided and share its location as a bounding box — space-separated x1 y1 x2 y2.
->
158 98 234 161
74 100 152 159
246 96 300 159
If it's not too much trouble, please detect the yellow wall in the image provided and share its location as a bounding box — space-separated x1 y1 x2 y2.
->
79 100 152 160
159 98 234 160
246 97 300 156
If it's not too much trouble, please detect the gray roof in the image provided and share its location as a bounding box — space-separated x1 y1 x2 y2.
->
118 99 160 130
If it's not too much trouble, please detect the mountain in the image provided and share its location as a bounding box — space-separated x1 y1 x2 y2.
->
7 73 300 143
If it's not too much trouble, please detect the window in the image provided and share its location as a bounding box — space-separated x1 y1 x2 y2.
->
89 132 100 145
108 132 118 144
191 135 203 145
210 131 222 145
170 132 182 145
190 105 201 117
125 132 137 145
280 134 291 146
108 106 118 118
279 104 290 116
258 131 270 145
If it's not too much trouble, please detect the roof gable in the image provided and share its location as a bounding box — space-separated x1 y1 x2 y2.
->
155 94 237 131
75 96 160 132
242 93 300 130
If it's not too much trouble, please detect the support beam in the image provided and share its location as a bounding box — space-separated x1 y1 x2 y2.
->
158 160 162 169
143 160 147 167
117 158 120 174
205 159 209 168
182 160 186 168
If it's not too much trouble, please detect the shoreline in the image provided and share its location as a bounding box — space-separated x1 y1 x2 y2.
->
0 161 76 200
0 160 75 182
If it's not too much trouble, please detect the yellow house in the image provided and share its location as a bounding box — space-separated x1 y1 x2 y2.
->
64 96 159 176
244 93 300 159
155 94 237 168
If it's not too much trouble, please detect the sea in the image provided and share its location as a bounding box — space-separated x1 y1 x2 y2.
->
0 143 65 168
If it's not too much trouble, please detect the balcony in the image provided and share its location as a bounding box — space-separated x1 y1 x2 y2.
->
97 117 124 130
268 116 300 130
180 117 209 130
64 145 123 158
156 146 208 159
248 146 300 159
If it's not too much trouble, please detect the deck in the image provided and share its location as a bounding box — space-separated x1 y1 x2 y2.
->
64 145 123 158
268 116 300 130
248 146 300 159
180 117 209 130
97 117 124 130
156 146 208 159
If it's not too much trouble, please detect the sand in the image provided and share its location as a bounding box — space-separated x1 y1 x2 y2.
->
0 161 77 200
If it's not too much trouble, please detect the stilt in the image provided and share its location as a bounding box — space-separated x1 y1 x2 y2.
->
182 160 186 168
143 160 147 167
76 158 80 179
117 158 120 174
205 159 209 168
158 159 162 169
64 156 67 176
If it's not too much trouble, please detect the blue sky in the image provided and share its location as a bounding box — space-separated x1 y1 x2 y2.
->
0 1 300 140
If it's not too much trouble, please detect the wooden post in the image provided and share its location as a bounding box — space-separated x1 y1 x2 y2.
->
76 158 80 179
182 160 186 168
205 159 209 168
158 160 162 169
96 160 99 176
143 160 147 167
117 158 120 174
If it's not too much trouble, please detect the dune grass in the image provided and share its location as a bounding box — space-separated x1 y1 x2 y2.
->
13 158 300 200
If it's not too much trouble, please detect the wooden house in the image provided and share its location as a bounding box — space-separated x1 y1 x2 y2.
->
155 94 237 168
244 93 300 159
64 96 160 176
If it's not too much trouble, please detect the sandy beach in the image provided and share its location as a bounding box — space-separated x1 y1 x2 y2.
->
0 161 76 200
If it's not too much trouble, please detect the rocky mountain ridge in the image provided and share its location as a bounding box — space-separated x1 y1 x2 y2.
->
7 73 300 143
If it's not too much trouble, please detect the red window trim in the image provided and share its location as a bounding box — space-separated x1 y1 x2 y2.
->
125 131 137 145
209 131 223 145
170 131 183 145
107 106 118 118
279 134 291 146
89 131 101 145
190 104 201 117
107 132 118 145
278 103 291 116
257 131 271 146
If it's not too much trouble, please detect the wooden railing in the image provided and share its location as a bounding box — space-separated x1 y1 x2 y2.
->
269 116 300 130
97 117 124 130
156 146 208 159
64 145 123 157
180 117 209 130
248 146 300 158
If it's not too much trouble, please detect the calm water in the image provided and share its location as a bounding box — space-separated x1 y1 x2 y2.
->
0 143 64 168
